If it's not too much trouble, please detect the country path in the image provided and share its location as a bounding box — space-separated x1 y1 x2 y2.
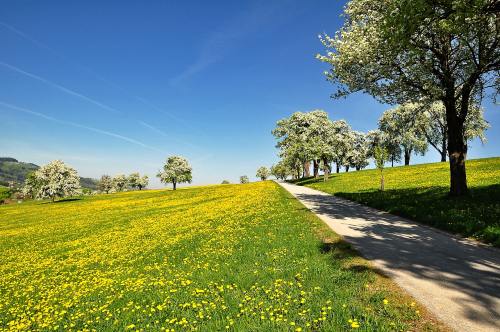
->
278 181 500 332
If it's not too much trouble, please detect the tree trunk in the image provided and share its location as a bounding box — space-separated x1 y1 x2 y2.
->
446 103 468 196
336 163 340 173
313 159 319 178
440 151 447 162
391 156 394 167
173 181 177 190
303 161 311 178
345 166 349 172
404 149 411 166
323 158 330 181
441 137 447 162
380 171 384 191
356 166 360 171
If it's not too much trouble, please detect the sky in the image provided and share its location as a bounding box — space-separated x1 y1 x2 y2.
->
1 1 499 188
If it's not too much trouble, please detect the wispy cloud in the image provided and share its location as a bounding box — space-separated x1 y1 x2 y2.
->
169 3 282 86
0 101 163 153
0 22 204 139
0 61 121 114
0 21 124 91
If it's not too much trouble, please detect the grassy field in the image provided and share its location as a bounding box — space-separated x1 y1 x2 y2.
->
293 157 500 247
0 182 442 331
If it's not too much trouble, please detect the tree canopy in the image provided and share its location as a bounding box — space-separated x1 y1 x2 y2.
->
98 175 113 194
378 104 428 166
157 156 192 190
25 160 81 202
113 174 127 192
317 0 499 195
256 166 271 181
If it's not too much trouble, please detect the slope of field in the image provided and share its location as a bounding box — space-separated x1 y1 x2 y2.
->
0 182 442 331
293 157 500 247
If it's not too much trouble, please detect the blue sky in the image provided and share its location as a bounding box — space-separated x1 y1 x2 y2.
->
1 1 499 188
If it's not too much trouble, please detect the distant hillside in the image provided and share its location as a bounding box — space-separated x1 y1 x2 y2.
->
0 157 98 190
80 177 98 190
0 158 38 185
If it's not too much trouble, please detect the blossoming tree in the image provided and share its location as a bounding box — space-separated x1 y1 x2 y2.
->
98 175 113 194
157 156 192 190
25 160 81 202
256 166 270 181
113 174 127 192
317 0 499 195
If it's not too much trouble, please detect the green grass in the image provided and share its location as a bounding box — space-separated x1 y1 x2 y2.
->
0 182 442 331
292 157 500 247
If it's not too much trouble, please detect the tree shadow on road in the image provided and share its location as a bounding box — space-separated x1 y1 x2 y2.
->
296 191 500 329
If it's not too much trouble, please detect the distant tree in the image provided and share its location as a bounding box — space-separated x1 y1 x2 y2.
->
366 130 402 167
113 174 127 192
317 0 499 196
350 131 370 171
240 176 249 184
127 172 148 190
374 146 389 191
281 144 305 179
329 120 354 173
137 175 149 190
98 175 113 194
339 129 357 172
270 161 291 181
32 160 81 202
273 111 325 178
157 156 192 190
256 166 270 181
221 180 230 184
418 102 489 162
128 172 140 190
304 110 336 178
22 171 41 199
378 104 428 166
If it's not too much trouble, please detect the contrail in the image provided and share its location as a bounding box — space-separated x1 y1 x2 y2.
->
0 21 122 90
0 61 200 148
0 101 163 153
1 21 205 149
0 61 121 114
0 21 196 130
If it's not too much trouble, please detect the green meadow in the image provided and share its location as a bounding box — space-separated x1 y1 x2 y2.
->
0 182 442 331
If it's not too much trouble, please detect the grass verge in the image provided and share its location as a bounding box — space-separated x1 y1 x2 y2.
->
292 157 500 247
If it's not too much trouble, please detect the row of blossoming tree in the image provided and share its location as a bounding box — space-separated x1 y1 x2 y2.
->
22 155 193 202
271 103 488 183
